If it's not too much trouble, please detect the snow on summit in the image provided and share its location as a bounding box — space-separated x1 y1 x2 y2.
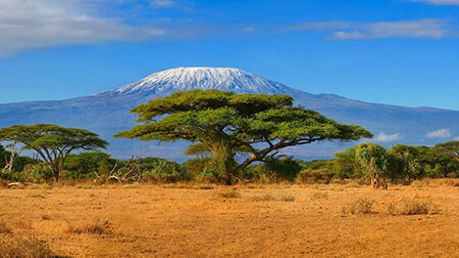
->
100 67 294 96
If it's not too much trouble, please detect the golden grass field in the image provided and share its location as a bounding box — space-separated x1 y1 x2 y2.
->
0 180 458 257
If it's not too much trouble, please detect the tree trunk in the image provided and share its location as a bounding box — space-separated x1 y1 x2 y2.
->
209 141 238 185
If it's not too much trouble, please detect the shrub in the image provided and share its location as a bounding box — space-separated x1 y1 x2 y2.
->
0 169 23 181
67 220 112 235
341 198 375 214
387 198 439 215
23 163 54 183
250 193 295 202
264 157 302 181
243 164 275 184
0 235 55 258
296 168 334 184
182 157 213 177
446 172 457 178
194 164 225 184
142 160 190 183
217 191 241 198
310 192 328 200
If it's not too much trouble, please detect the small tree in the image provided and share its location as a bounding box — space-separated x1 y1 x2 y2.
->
115 90 372 184
0 124 108 182
434 141 459 162
355 143 388 189
387 144 423 183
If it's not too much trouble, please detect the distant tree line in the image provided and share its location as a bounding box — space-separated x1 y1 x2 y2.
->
0 90 457 187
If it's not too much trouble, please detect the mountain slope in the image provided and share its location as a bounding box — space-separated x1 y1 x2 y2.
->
0 67 457 159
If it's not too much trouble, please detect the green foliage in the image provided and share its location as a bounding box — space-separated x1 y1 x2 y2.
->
65 152 116 179
243 164 275 184
182 157 213 176
242 157 302 183
116 90 372 184
0 124 108 181
0 144 6 169
434 141 459 161
387 144 424 183
264 156 302 181
296 168 334 184
0 169 23 181
25 163 54 182
354 143 389 188
333 146 359 178
142 159 190 183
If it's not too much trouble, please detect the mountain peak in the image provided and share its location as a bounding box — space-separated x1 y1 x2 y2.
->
99 67 295 96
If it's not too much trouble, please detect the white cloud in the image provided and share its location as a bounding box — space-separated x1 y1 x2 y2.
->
286 21 350 31
0 0 165 58
454 136 459 141
426 129 452 138
374 132 404 142
150 0 175 8
409 0 459 5
328 19 448 40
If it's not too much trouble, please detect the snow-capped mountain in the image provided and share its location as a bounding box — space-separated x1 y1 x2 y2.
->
0 67 458 159
96 67 298 96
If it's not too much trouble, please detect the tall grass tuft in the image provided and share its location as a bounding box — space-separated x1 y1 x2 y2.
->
341 198 375 215
387 198 439 215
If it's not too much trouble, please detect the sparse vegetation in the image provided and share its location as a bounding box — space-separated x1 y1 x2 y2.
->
0 182 456 257
341 198 375 214
217 190 241 198
67 220 112 235
0 235 56 258
310 192 328 200
0 220 11 234
387 198 439 215
250 192 295 202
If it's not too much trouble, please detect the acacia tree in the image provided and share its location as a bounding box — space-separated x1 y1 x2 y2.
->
115 90 372 184
0 124 108 182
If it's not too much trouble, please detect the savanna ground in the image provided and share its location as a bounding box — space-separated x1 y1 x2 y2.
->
0 180 458 257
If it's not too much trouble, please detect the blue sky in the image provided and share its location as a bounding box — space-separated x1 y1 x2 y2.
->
0 0 458 110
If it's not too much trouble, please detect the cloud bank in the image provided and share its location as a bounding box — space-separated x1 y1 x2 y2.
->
426 129 452 138
0 0 164 58
374 132 404 142
286 19 452 40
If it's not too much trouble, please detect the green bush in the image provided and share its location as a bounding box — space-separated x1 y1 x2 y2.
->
182 157 213 177
296 168 334 184
0 169 24 181
243 164 274 184
264 157 302 181
142 159 190 183
243 157 302 183
24 163 54 182
65 152 116 179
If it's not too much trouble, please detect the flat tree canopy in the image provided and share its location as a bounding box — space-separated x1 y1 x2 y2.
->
0 124 108 181
115 90 372 184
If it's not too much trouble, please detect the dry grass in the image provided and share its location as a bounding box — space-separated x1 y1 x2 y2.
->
0 235 55 258
341 198 375 214
0 179 457 257
250 192 295 202
387 198 439 215
67 220 112 235
0 220 12 234
217 190 241 198
310 191 328 200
